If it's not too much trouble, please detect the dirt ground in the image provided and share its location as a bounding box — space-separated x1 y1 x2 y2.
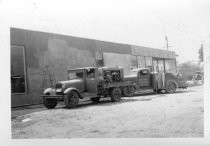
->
11 86 204 138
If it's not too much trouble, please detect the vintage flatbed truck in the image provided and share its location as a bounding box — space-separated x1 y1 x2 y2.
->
123 68 188 96
42 67 134 109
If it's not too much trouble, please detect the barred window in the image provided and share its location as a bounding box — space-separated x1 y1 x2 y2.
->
130 55 138 69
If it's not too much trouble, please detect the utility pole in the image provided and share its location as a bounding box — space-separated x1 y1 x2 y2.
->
165 36 169 51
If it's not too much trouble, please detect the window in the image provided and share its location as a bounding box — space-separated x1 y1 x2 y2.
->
68 71 84 80
86 68 95 79
130 55 138 69
165 59 176 75
153 58 165 73
145 57 152 67
153 59 159 73
11 45 27 94
137 56 145 68
158 59 164 73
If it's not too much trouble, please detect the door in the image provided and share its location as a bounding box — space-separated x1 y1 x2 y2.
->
138 69 151 88
85 68 97 93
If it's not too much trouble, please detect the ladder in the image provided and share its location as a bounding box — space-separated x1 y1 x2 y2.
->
41 65 56 90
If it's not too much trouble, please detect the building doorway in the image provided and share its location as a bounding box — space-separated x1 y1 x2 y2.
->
11 45 27 94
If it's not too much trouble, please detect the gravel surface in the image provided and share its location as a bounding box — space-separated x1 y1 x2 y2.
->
12 86 203 138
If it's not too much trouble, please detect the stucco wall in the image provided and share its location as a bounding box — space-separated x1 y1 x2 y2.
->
131 45 176 59
10 28 132 106
11 28 97 106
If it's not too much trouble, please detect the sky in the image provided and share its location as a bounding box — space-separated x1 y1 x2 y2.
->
0 0 210 63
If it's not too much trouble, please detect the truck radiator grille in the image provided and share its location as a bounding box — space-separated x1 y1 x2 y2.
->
55 83 62 88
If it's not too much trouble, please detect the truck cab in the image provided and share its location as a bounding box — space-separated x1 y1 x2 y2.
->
66 67 98 96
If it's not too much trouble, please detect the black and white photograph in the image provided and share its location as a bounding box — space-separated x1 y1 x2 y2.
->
0 0 210 145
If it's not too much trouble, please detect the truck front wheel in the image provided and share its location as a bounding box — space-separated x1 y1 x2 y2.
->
166 81 176 93
64 91 79 108
43 94 58 109
110 87 122 102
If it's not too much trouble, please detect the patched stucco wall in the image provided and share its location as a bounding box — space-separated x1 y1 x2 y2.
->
10 28 97 106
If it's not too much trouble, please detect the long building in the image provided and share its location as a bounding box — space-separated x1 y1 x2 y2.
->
11 27 176 107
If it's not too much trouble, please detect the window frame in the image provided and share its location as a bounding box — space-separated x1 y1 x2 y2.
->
11 45 28 95
152 58 166 73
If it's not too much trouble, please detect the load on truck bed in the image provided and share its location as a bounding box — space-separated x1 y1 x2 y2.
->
123 68 188 95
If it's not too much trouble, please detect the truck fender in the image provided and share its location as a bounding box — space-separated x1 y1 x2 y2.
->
43 88 53 95
166 79 178 89
64 88 82 99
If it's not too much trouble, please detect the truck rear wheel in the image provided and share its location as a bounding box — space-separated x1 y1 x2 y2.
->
64 91 79 108
43 94 58 109
166 81 176 93
110 87 122 102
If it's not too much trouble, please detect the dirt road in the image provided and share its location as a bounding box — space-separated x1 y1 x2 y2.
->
12 86 203 138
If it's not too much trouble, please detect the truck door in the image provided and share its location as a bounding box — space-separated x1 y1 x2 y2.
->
85 68 97 93
138 69 151 88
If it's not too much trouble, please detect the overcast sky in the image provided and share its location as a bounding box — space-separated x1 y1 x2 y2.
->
1 0 210 63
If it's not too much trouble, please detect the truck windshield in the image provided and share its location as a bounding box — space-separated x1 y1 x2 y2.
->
67 71 84 80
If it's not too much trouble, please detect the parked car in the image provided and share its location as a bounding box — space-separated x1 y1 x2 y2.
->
192 71 204 83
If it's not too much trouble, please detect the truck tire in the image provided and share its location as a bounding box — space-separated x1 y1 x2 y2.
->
123 85 134 97
43 94 58 109
91 97 100 103
110 87 122 102
166 81 176 93
64 91 79 108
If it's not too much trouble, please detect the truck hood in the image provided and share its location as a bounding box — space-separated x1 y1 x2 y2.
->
124 75 137 82
55 79 83 90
